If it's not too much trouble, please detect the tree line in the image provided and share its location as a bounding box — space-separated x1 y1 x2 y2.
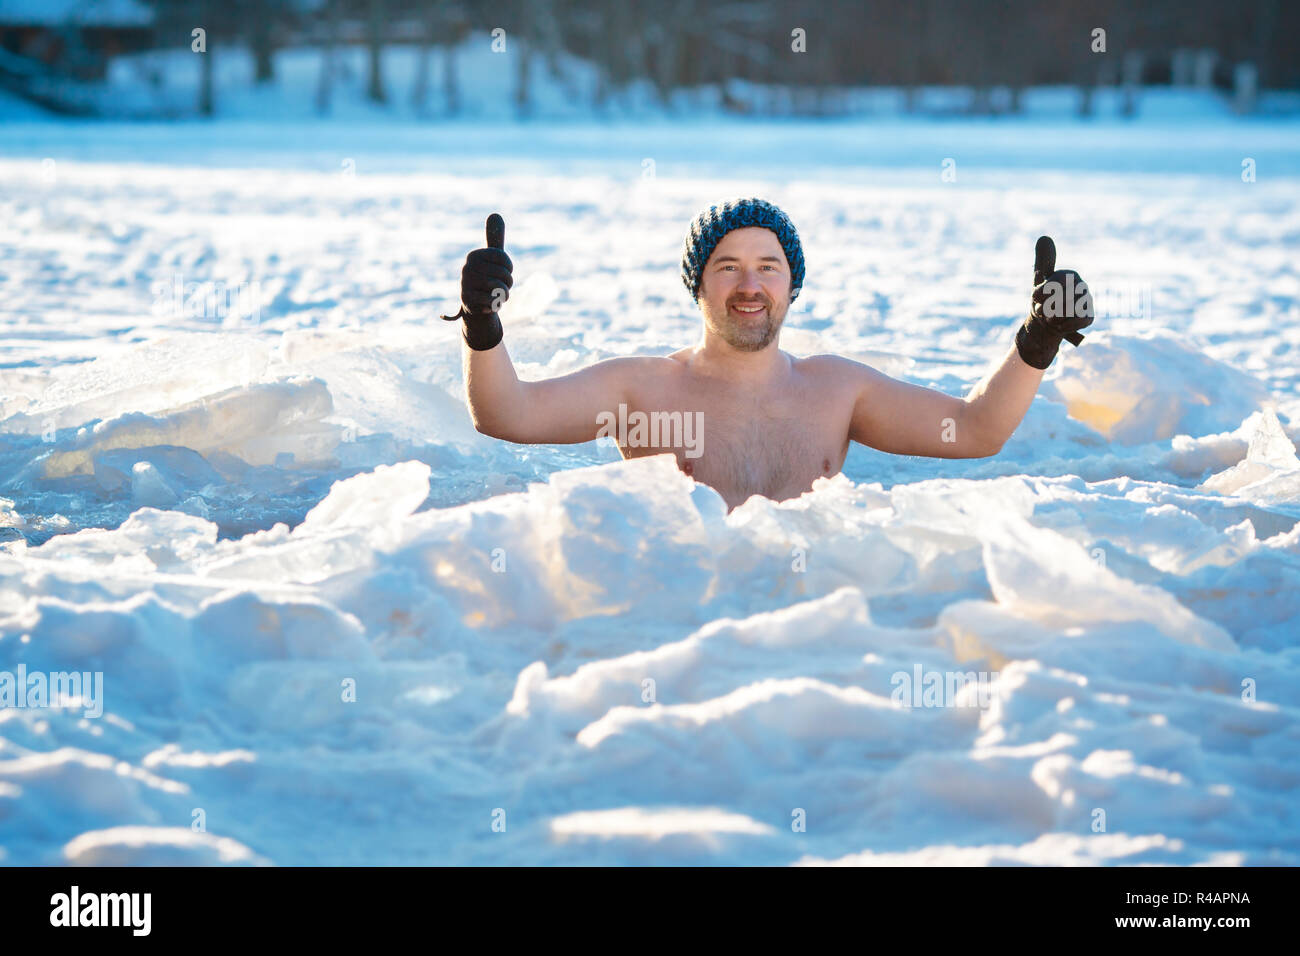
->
138 0 1298 116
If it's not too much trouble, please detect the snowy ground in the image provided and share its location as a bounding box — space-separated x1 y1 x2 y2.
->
1 108 1299 865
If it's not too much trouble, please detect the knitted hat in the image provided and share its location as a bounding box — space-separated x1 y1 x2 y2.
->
681 198 804 303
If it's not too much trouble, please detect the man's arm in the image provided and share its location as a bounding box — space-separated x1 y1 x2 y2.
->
843 346 1040 459
445 212 655 445
848 234 1094 459
465 343 657 444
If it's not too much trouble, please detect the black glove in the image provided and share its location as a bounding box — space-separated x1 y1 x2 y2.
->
441 213 511 351
1015 235 1094 370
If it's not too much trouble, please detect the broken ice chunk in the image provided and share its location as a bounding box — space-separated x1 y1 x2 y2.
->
1199 407 1299 496
131 462 179 508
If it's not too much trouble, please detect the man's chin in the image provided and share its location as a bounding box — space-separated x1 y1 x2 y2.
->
719 322 781 352
703 301 787 352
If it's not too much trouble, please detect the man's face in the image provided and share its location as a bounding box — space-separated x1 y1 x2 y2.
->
698 227 792 352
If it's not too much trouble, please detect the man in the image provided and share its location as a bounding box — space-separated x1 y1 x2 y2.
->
443 198 1093 510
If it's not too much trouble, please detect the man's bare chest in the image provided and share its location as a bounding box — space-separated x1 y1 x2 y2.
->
688 412 845 501
619 378 852 508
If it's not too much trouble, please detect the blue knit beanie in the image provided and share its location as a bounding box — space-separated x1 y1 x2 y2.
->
681 198 804 303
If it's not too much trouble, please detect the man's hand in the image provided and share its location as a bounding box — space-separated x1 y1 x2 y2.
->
1016 235 1094 370
441 213 512 351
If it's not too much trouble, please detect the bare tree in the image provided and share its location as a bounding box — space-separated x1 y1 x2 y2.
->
316 0 340 113
411 0 436 112
366 0 387 103
442 14 463 115
409 0 470 115
246 0 288 84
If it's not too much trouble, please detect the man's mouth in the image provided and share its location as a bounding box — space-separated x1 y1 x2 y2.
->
730 302 766 314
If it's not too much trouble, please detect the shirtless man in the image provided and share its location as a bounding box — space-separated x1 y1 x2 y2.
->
443 198 1093 510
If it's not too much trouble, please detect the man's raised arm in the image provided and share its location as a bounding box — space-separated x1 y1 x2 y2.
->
443 213 645 445
847 235 1094 459
465 346 651 444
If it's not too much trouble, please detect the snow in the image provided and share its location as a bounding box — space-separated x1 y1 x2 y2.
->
1 57 1299 865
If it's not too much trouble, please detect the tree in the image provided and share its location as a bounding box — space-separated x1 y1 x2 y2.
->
245 0 293 84
316 0 340 113
366 0 386 103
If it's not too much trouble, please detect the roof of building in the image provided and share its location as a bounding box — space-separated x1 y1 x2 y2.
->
0 0 154 28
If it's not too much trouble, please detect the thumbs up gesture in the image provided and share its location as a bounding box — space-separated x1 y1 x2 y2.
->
442 213 512 351
1016 236 1094 370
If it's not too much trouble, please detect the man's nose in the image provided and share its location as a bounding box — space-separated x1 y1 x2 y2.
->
736 268 762 293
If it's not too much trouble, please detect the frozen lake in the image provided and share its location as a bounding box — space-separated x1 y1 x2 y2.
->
1 114 1298 864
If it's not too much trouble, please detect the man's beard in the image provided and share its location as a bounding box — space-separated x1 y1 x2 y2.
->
708 294 787 352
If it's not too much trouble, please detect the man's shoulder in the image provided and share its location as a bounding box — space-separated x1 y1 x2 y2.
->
793 352 879 379
792 354 900 407
586 354 685 393
589 354 682 374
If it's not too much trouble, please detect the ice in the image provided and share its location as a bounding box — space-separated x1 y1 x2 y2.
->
3 335 276 433
6 447 1294 864
130 462 177 508
797 833 1227 866
977 503 1238 652
62 827 266 866
1 111 1298 866
1050 330 1273 445
549 807 776 841
1244 409 1300 469
40 378 337 477
297 461 431 533
1200 407 1300 505
0 498 21 532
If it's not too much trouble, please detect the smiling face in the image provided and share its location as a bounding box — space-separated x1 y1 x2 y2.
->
697 227 792 352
